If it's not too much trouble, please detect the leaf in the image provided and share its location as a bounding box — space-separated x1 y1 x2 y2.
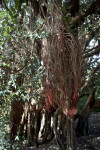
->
9 11 13 18
22 3 26 7
11 6 16 14
2 62 6 66
66 12 71 17
15 0 20 9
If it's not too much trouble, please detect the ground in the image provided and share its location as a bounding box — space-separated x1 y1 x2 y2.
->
22 112 100 150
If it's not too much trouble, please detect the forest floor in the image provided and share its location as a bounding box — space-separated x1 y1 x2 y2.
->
22 112 100 150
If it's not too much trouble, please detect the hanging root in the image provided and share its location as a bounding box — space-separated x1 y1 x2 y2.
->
41 3 82 115
53 108 66 150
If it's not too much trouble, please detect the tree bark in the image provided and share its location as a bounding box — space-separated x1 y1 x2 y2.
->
76 89 95 136
53 108 76 150
66 118 76 150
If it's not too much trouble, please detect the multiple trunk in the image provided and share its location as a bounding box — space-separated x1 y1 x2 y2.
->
10 88 96 150
53 108 76 150
9 1 98 150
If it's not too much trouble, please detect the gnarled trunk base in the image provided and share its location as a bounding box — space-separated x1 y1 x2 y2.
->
53 108 77 150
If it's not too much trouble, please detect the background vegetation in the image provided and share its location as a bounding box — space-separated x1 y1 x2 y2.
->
0 0 100 150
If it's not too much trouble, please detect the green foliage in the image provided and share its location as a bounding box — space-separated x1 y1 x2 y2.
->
0 89 11 150
0 1 45 149
0 0 100 148
78 96 88 111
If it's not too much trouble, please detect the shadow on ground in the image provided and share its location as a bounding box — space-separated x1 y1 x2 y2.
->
21 112 100 150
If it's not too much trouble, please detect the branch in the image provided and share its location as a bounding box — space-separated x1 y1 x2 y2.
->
2 0 9 11
81 89 95 113
2 0 10 12
84 45 99 54
11 65 26 74
84 45 100 58
72 0 100 26
92 63 100 74
81 63 100 91
82 26 100 51
2 0 13 17
0 65 25 74
0 59 29 74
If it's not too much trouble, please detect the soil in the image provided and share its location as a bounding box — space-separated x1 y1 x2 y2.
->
22 112 100 150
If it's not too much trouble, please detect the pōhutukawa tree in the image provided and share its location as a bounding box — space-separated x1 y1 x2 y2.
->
25 0 100 149
38 2 82 150
24 0 82 149
0 0 100 150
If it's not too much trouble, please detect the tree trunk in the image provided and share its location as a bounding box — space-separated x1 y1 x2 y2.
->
66 118 76 150
76 89 95 136
33 107 42 147
39 111 52 143
54 108 76 150
10 100 24 141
